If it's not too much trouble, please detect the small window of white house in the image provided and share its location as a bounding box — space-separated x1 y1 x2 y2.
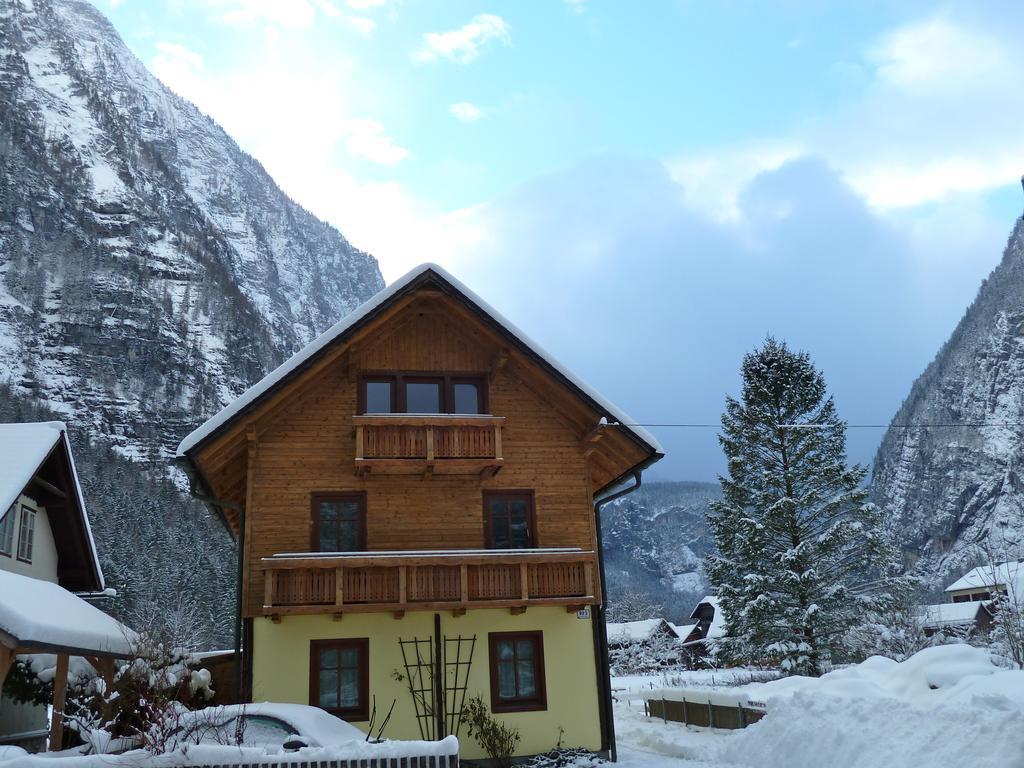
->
17 505 35 563
0 505 14 556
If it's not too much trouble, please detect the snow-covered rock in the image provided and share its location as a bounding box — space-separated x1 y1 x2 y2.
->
871 218 1024 588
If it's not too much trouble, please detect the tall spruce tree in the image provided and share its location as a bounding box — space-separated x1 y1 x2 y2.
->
706 338 899 676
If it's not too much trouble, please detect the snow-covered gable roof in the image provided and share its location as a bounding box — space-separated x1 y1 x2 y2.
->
0 570 134 656
606 618 678 642
916 602 989 628
177 264 664 460
945 561 1024 594
0 422 103 591
687 595 726 640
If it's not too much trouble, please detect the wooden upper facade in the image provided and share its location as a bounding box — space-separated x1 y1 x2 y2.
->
178 266 662 619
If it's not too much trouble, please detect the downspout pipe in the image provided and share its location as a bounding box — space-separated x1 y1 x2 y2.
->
592 468 646 763
176 457 246 702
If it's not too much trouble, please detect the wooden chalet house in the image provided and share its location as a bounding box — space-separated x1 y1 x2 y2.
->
177 265 663 759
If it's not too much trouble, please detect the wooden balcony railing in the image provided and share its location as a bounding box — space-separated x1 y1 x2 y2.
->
261 548 598 617
353 415 504 477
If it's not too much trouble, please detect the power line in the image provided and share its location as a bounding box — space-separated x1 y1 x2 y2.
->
613 422 1024 429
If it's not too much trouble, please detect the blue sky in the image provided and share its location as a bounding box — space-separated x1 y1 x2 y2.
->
97 0 1024 480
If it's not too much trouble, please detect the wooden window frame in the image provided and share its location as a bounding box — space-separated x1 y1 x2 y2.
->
0 504 14 558
310 492 368 552
488 631 547 713
16 504 34 564
309 638 370 721
483 490 537 549
357 372 489 415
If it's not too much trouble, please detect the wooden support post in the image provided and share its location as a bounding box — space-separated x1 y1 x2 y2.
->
459 564 468 606
0 645 12 685
520 562 529 601
50 652 69 750
263 571 275 609
584 562 595 598
425 427 435 462
335 567 345 608
399 566 408 606
355 425 365 460
494 424 503 461
682 697 688 725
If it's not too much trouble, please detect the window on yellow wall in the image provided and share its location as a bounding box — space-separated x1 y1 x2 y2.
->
310 638 369 721
488 631 546 712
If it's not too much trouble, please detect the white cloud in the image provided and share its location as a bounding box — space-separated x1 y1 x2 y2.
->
449 102 484 122
344 16 376 36
209 0 319 28
413 14 511 65
346 0 389 8
153 41 205 74
669 13 1024 213
341 119 409 165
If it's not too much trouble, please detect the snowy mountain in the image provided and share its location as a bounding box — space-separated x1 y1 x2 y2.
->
0 0 383 461
0 0 383 646
872 217 1024 588
602 481 720 622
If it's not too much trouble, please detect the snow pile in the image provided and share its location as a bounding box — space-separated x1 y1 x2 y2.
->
715 645 1024 768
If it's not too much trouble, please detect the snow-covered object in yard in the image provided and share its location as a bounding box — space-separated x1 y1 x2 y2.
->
607 619 680 643
2 727 458 767
916 601 992 628
177 264 663 462
715 645 1024 768
945 560 1024 595
174 702 364 748
0 569 134 656
0 422 104 589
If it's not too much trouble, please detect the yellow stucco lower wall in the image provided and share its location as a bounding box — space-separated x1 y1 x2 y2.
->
252 607 602 759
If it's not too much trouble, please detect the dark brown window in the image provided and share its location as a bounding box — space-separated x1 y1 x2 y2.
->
484 491 535 549
311 492 367 552
488 631 546 712
310 639 369 720
358 373 488 415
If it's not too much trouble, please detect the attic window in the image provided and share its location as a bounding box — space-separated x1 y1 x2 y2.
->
17 505 35 563
0 505 14 557
358 373 487 415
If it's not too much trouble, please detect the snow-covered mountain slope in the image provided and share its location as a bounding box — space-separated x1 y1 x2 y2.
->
872 218 1024 586
0 0 383 461
602 481 720 620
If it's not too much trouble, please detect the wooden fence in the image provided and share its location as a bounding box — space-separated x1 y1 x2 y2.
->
645 695 765 730
177 756 458 768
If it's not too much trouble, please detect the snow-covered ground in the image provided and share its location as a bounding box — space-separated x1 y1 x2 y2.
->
611 645 1024 768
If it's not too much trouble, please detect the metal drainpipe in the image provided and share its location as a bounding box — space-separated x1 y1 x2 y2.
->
592 469 644 763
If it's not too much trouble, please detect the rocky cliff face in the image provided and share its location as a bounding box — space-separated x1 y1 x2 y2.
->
0 0 383 461
602 481 720 621
0 0 383 646
872 218 1024 586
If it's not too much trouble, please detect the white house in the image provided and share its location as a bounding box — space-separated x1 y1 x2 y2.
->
0 422 133 751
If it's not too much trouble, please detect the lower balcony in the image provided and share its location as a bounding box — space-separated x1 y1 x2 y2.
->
261 548 598 617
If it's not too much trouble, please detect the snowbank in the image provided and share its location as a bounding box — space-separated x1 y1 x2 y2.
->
714 645 1024 768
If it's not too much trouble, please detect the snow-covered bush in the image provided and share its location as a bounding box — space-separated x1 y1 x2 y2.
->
463 694 520 767
608 631 683 674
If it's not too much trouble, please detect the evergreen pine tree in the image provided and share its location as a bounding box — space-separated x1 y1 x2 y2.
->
706 338 900 676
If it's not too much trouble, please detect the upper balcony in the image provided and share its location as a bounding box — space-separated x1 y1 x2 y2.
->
261 548 598 618
353 414 505 478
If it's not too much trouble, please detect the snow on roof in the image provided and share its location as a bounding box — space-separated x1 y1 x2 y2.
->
606 618 677 642
687 595 726 640
0 422 103 590
916 602 988 628
670 621 697 638
0 570 135 656
177 263 663 458
945 561 1024 594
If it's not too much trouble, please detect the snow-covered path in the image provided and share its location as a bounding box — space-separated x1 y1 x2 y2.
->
612 680 744 767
